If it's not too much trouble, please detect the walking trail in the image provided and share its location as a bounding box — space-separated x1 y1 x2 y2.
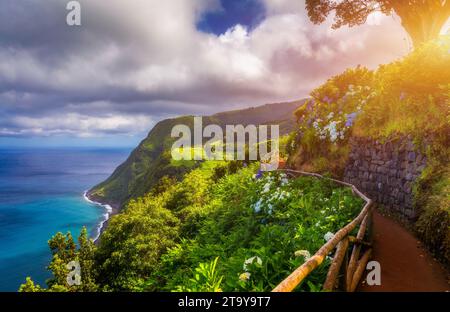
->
358 210 449 292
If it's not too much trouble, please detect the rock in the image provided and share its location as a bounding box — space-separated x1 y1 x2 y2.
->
416 154 423 164
405 197 413 208
344 136 424 220
403 183 412 194
416 164 426 173
405 173 413 181
404 209 416 219
371 150 378 160
393 188 399 197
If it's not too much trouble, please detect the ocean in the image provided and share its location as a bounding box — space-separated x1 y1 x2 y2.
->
0 148 130 291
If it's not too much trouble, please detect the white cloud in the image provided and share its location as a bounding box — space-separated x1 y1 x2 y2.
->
9 113 153 138
261 0 304 15
0 0 410 138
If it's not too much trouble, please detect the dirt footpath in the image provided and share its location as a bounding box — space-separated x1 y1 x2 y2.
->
358 210 449 292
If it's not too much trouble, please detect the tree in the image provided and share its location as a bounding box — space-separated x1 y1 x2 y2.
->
95 202 179 291
306 0 450 47
77 227 99 291
20 228 99 292
19 277 43 292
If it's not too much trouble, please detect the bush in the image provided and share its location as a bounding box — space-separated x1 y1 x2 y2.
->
290 36 450 176
415 162 450 266
290 66 373 175
354 37 450 139
147 169 363 292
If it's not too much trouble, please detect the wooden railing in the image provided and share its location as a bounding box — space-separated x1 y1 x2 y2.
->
272 169 373 292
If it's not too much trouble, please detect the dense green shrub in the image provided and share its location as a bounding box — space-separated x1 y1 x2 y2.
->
143 167 363 292
414 143 450 266
24 161 362 292
291 66 374 174
355 37 450 139
20 228 98 292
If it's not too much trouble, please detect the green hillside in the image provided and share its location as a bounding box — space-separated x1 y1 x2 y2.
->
88 100 305 208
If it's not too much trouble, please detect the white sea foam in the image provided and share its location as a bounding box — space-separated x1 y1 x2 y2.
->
83 191 113 242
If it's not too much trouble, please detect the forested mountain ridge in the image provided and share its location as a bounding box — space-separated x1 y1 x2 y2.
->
88 100 305 208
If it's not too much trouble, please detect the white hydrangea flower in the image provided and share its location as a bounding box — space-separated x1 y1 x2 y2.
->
325 121 339 142
243 256 262 271
261 183 271 194
253 199 262 213
324 232 335 242
313 121 319 129
267 204 273 215
294 250 311 260
239 272 251 282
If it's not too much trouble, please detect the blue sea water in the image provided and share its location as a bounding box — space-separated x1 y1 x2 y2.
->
0 148 130 291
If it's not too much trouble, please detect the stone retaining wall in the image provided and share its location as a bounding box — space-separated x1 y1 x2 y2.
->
344 136 427 219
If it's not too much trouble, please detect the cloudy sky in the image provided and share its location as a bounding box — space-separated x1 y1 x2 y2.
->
0 0 421 147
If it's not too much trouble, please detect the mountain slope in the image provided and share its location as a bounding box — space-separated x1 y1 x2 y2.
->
88 100 305 208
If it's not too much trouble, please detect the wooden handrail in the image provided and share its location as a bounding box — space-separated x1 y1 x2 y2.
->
323 237 349 290
272 169 373 292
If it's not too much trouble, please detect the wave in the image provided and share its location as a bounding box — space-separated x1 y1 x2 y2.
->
83 191 112 242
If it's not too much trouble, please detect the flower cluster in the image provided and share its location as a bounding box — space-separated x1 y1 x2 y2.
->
324 232 335 242
308 84 378 143
313 119 343 142
239 256 263 282
251 173 292 216
239 272 251 282
294 249 311 260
